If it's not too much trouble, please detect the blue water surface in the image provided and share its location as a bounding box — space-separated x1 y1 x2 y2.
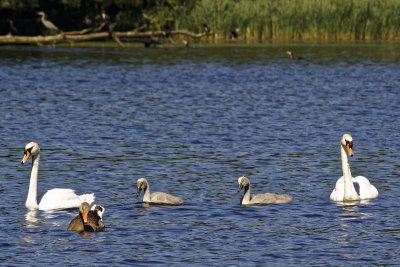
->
0 44 399 266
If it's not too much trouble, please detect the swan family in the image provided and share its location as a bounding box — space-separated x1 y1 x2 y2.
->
21 133 379 233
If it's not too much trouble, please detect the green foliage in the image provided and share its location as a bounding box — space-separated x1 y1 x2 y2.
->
0 0 39 10
177 0 400 41
1 0 400 40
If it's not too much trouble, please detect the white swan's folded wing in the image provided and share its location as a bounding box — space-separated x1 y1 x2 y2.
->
38 188 95 211
353 176 379 200
330 176 345 201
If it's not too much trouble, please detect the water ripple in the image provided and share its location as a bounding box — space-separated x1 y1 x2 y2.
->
0 44 399 266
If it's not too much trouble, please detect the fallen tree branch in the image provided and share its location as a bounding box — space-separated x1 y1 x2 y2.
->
0 30 213 47
0 33 65 44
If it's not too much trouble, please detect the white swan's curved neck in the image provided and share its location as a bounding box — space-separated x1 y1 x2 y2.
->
241 185 251 205
341 145 359 201
26 154 39 210
142 183 151 202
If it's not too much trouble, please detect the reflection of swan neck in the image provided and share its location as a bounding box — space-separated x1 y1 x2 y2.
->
142 182 151 202
26 154 39 210
341 144 358 200
25 209 40 224
241 184 251 204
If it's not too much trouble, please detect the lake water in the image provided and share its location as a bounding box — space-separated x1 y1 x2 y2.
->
0 43 399 266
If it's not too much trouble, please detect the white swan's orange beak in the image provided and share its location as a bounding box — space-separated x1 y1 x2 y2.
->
21 150 31 164
345 144 354 157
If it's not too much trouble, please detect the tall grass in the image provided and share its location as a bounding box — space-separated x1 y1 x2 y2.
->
175 0 400 41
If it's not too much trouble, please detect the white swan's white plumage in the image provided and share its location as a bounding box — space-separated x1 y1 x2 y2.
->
21 141 95 211
37 188 95 211
330 134 378 202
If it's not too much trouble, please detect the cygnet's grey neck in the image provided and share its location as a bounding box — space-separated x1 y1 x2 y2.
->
142 184 151 202
241 184 251 205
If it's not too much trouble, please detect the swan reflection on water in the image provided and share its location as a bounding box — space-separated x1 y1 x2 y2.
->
135 201 184 210
23 209 42 229
330 203 374 251
338 203 374 221
21 210 42 244
24 209 73 229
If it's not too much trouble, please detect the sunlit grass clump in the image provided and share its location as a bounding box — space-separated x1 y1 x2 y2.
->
176 0 400 41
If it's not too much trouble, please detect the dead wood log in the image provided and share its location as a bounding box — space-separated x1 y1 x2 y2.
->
0 30 214 47
0 33 65 44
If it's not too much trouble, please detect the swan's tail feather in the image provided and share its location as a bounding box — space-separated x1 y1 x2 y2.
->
79 193 95 205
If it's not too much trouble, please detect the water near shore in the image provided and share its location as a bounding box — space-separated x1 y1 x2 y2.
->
0 43 399 266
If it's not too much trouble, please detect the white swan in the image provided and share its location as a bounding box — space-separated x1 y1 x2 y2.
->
237 176 292 205
330 134 379 202
21 142 95 210
136 178 184 205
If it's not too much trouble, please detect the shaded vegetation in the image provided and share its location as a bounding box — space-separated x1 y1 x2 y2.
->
1 0 400 41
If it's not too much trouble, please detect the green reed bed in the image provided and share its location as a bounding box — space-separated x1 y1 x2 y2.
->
176 0 400 41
